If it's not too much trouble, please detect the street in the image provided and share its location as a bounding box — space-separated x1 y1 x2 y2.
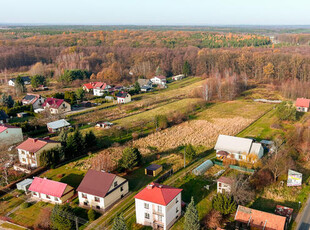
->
297 197 310 230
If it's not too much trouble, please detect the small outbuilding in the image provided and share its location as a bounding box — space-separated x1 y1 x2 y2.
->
16 178 33 194
80 101 92 107
17 112 28 118
145 164 163 177
95 121 114 129
47 119 71 133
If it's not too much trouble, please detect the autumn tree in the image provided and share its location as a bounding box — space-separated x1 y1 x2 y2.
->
263 62 275 79
204 210 222 229
231 174 255 205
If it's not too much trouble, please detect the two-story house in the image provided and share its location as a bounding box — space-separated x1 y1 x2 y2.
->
135 183 182 230
16 138 61 168
116 92 131 104
77 169 129 211
151 76 167 87
215 135 264 162
28 177 74 204
42 98 71 114
217 176 233 194
22 94 45 110
0 124 23 145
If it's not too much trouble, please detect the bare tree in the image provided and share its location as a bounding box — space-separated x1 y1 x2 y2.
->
231 174 255 205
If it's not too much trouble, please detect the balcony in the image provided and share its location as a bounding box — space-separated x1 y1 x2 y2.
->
152 209 164 216
153 220 164 229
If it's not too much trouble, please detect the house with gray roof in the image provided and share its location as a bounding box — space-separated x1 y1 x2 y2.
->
215 135 264 162
47 119 71 133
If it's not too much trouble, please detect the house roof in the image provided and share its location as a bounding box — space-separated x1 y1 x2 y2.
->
0 110 8 120
235 205 286 230
215 135 262 155
42 98 65 109
154 76 166 80
47 119 70 130
0 124 20 133
134 182 182 206
275 205 293 218
28 177 68 198
22 94 41 104
77 169 118 198
116 91 129 98
146 164 162 171
217 176 234 185
16 178 33 187
137 79 151 86
10 76 31 82
16 137 59 153
296 98 310 108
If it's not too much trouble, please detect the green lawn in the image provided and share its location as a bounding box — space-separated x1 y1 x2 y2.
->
0 192 26 216
0 222 27 230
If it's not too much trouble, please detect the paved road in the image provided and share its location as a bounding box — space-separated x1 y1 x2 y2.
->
296 197 310 230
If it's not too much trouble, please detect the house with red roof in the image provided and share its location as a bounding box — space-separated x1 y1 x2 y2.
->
29 177 74 204
235 205 287 230
42 97 71 114
296 98 310 112
77 169 128 211
115 91 131 104
0 124 23 145
83 82 111 96
16 138 61 168
22 93 45 110
134 183 182 230
217 176 234 194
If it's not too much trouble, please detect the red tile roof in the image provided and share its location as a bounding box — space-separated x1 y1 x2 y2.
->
235 205 286 230
296 98 310 108
0 124 20 133
29 177 68 198
77 169 117 197
217 176 234 185
84 82 107 90
42 98 65 109
16 138 59 153
134 182 182 206
83 83 94 90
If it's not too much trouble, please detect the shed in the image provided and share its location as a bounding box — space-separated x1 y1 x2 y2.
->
96 121 114 129
47 119 71 133
16 178 33 193
192 160 213 176
145 164 163 177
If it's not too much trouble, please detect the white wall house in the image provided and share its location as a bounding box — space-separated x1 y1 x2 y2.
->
16 138 61 168
116 92 131 104
42 98 71 114
0 124 23 145
77 169 129 211
22 94 45 110
172 74 185 81
8 76 31 87
296 98 310 112
135 183 182 230
215 135 264 162
217 177 233 194
29 177 74 204
151 76 167 86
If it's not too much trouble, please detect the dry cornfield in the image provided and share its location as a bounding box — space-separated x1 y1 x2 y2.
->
133 117 253 152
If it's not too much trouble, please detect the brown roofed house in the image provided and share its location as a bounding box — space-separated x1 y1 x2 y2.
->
77 169 129 211
235 205 287 230
217 176 234 194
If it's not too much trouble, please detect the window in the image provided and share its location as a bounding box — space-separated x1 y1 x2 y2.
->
82 193 87 198
176 197 179 203
158 205 162 213
144 203 149 209
218 182 222 187
158 215 163 222
55 197 59 201
114 181 118 187
46 195 50 199
84 201 88 206
33 192 37 196
120 186 123 192
95 197 100 202
176 207 179 213
145 213 150 219
96 205 100 210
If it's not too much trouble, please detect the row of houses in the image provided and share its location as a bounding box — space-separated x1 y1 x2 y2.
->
19 169 181 230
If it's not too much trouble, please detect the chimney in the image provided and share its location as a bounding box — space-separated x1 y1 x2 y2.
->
159 185 163 188
33 138 38 142
101 170 106 173
43 137 50 140
147 184 154 189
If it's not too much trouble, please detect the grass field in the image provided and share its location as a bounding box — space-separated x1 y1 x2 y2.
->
0 222 27 230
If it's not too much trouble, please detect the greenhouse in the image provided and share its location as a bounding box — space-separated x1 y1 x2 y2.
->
192 159 213 176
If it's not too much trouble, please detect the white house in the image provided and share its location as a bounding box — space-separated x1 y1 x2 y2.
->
22 94 45 110
77 169 129 211
93 82 111 96
217 176 233 194
116 92 131 104
42 98 71 114
151 76 167 86
28 177 74 204
8 76 31 86
215 135 264 162
135 183 182 230
16 138 61 168
296 98 310 112
172 74 185 81
47 119 71 133
0 124 23 145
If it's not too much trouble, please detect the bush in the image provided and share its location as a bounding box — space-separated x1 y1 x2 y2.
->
20 202 31 209
88 209 96 221
276 101 296 121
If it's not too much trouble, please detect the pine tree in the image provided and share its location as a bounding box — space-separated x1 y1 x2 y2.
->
112 213 127 230
84 130 97 150
50 204 74 230
119 147 142 170
184 197 200 230
134 81 141 93
212 193 236 215
183 61 191 77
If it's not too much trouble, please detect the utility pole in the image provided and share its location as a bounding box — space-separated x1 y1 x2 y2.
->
184 147 186 168
75 216 79 230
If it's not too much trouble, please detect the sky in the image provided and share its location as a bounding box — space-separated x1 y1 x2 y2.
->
0 0 310 25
